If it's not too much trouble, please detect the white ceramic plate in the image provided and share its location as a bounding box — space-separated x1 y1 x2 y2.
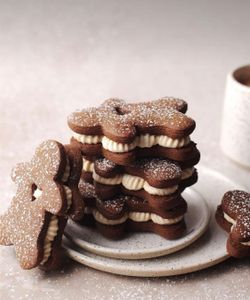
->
63 166 246 277
65 188 210 259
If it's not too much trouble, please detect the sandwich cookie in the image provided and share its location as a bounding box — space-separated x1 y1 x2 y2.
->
0 140 84 270
68 97 198 165
216 190 250 258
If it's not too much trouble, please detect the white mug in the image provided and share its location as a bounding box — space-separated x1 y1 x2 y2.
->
221 65 250 167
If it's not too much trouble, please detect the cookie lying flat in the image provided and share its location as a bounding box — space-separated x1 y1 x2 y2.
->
78 180 187 240
216 190 250 258
0 140 84 270
82 157 198 201
68 97 198 165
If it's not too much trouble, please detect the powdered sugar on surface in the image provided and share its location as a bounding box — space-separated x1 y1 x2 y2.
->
1 245 250 300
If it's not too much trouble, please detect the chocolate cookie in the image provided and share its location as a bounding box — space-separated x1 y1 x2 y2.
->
82 157 198 201
215 190 250 258
0 140 84 270
77 179 187 240
68 97 198 165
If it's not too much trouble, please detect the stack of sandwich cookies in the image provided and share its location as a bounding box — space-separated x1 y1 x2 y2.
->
78 180 187 240
82 156 199 199
69 97 200 240
0 140 84 270
216 190 250 258
68 98 199 166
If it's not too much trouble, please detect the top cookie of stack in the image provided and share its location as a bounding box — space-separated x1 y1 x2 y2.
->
68 97 199 166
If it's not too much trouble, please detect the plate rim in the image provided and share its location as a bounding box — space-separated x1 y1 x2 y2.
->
63 241 229 277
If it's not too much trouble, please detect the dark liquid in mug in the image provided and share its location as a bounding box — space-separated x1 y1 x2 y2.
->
242 79 250 87
234 66 250 87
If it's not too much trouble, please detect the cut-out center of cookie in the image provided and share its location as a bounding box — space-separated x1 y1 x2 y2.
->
32 185 42 201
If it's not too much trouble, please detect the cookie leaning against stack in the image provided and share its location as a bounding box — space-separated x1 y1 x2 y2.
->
68 97 200 240
0 140 84 270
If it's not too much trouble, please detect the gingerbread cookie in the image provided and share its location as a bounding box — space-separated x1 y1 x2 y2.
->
78 179 187 240
68 98 198 165
81 157 198 201
0 140 84 270
216 190 250 258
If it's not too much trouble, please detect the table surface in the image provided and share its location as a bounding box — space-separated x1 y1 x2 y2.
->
0 1 250 299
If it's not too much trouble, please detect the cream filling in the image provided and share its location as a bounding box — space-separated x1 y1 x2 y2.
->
181 167 195 180
93 170 123 185
72 132 190 153
92 209 184 226
61 158 71 183
102 136 138 153
241 241 250 246
63 186 72 210
73 132 103 144
40 215 59 265
223 212 236 226
82 158 94 173
93 171 178 196
93 210 128 225
33 185 71 265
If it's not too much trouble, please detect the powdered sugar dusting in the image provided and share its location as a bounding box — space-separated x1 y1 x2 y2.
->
68 97 195 138
94 157 182 183
223 190 250 241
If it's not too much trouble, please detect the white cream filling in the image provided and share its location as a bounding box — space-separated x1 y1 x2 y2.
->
82 158 94 173
63 186 72 210
122 174 144 190
92 209 184 226
241 241 250 246
223 212 236 226
102 136 138 153
143 182 178 196
93 170 123 185
61 158 71 183
72 132 190 153
73 132 103 144
93 210 128 225
32 186 71 265
40 215 59 265
93 171 178 196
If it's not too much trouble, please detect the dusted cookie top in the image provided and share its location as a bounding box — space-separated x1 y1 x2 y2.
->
0 140 83 270
68 97 195 143
218 190 250 247
222 190 250 219
79 179 96 199
95 194 187 220
94 157 182 188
